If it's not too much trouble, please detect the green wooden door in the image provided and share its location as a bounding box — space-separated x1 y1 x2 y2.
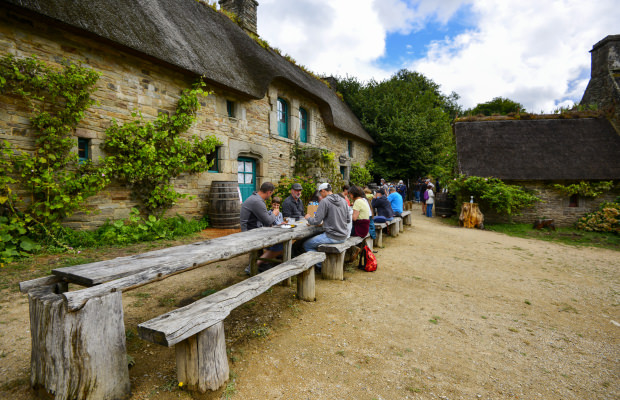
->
237 157 256 201
299 107 308 143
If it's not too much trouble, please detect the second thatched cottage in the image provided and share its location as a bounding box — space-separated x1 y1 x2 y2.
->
454 35 620 226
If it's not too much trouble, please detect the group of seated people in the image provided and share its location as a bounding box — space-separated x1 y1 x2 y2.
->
239 180 406 272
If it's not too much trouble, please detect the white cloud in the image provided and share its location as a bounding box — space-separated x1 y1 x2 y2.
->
258 0 390 79
257 0 620 112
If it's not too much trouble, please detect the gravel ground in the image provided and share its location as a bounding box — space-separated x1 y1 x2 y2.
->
1 206 618 400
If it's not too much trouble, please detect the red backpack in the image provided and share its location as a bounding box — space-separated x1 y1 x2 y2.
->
357 245 377 272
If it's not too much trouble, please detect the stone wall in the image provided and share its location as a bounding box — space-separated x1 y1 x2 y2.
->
479 181 619 227
0 7 373 230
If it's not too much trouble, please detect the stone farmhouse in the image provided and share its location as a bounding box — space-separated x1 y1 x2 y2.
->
454 35 620 226
0 0 375 229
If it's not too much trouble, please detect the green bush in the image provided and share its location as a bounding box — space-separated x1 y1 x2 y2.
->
61 208 208 248
448 175 540 216
576 201 620 233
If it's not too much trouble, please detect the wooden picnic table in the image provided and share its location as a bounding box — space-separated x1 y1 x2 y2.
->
51 223 322 310
23 222 323 400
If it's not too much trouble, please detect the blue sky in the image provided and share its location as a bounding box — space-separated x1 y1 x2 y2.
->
255 0 619 113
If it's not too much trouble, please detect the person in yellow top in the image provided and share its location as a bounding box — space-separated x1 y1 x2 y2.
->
350 186 371 237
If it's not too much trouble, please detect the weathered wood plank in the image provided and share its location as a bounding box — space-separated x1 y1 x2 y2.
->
53 225 322 286
19 275 66 293
29 286 129 400
62 227 322 311
317 236 364 254
138 252 325 347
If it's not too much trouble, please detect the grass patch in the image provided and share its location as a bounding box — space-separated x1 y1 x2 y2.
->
158 295 176 307
484 223 620 250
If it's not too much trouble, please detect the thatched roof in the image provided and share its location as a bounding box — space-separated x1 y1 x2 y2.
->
454 118 620 180
3 0 374 144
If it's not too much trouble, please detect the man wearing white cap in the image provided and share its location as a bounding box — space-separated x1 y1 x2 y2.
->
303 183 350 268
425 183 435 217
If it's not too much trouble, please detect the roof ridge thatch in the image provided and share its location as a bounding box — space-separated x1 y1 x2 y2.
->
455 110 604 123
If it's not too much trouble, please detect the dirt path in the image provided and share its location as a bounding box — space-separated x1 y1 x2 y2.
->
1 206 619 399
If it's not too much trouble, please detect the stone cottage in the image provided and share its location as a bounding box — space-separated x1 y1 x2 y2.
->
0 0 375 229
454 35 620 226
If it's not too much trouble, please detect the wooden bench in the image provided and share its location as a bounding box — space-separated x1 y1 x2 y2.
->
137 251 325 392
317 235 372 280
373 217 401 247
18 225 322 400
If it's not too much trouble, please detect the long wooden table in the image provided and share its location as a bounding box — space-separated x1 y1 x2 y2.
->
52 224 322 311
23 223 323 400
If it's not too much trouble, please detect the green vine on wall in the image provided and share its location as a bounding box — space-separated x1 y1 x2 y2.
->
102 79 221 215
290 141 345 190
551 181 615 198
0 55 108 261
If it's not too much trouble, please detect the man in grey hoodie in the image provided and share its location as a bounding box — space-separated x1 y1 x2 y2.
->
303 183 350 259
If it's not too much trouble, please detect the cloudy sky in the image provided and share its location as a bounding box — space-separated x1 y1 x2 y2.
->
256 0 619 113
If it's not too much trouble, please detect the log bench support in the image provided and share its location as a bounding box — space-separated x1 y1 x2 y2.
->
374 222 386 248
23 278 130 400
389 217 401 237
401 210 412 227
138 252 325 393
318 236 366 280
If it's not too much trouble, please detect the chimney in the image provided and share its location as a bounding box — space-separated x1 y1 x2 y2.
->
219 0 259 36
580 35 620 124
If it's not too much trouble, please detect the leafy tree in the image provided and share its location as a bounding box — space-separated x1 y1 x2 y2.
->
334 70 460 183
466 97 525 116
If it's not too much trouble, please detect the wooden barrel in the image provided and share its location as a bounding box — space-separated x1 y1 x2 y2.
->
208 181 241 229
435 192 456 217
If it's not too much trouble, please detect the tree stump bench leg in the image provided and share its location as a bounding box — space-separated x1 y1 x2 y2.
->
403 214 412 226
374 227 383 248
176 321 229 393
28 285 130 400
364 236 373 252
399 218 404 233
322 252 345 280
390 221 399 237
281 240 293 287
249 249 259 276
296 266 315 301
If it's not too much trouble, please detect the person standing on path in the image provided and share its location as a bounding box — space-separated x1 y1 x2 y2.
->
425 183 435 217
420 179 428 215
